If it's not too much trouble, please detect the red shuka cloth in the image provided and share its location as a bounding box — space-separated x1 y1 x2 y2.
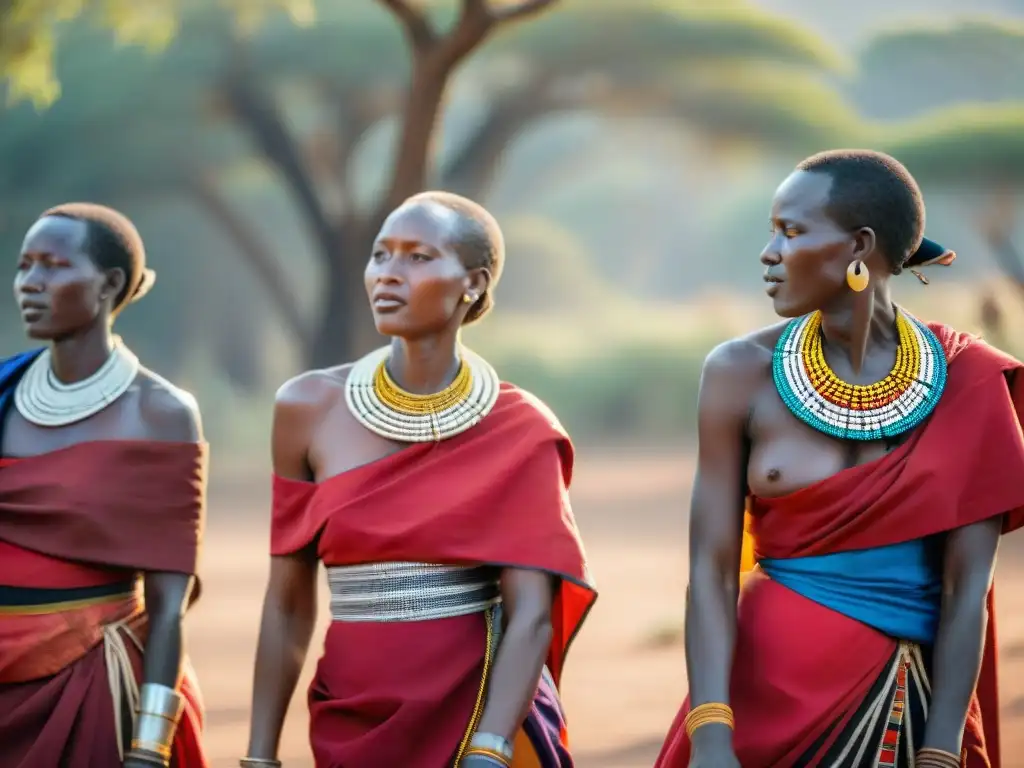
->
656 325 1024 768
0 441 206 574
0 442 209 768
272 384 596 766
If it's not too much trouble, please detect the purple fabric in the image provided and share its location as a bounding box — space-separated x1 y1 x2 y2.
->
521 667 572 767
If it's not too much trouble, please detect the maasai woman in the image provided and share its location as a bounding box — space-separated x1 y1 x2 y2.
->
242 191 595 768
656 150 1024 768
0 204 209 768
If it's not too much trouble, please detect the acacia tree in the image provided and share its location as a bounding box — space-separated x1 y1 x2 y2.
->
2 0 844 369
202 0 844 365
216 0 564 363
850 18 1024 118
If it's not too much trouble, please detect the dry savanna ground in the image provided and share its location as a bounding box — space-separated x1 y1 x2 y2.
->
188 446 1024 768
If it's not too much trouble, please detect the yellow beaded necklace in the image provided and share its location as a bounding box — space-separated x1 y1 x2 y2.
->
345 345 501 442
801 311 921 410
373 359 473 415
773 308 947 441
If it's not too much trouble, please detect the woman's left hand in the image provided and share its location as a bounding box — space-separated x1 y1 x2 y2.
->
459 756 508 768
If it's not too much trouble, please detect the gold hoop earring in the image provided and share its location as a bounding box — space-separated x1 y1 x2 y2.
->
846 260 869 292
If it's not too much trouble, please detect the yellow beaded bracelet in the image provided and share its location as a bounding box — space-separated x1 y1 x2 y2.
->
684 702 735 738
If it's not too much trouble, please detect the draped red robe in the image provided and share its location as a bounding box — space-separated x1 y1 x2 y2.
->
271 384 597 767
0 441 209 768
656 325 1024 767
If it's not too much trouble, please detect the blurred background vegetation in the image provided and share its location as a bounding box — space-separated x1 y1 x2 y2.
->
3 0 1024 457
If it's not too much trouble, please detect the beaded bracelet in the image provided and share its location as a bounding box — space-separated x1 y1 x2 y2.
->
684 702 735 738
462 746 512 767
915 748 962 768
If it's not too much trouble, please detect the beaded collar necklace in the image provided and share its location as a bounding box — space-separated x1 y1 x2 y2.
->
14 339 139 427
345 345 500 442
772 308 947 441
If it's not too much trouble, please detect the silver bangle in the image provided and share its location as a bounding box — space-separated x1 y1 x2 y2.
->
132 683 184 759
132 714 176 758
139 683 185 723
468 732 513 760
239 759 282 767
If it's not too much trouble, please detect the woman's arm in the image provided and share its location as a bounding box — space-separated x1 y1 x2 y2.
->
685 341 757 754
244 552 319 760
921 515 1002 754
127 572 196 767
244 376 324 763
139 572 194 687
469 569 555 752
128 386 202 767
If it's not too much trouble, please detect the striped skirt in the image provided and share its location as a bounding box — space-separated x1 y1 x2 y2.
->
794 642 958 767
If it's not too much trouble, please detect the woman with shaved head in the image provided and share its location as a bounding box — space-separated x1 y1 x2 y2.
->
0 203 208 768
658 150 1024 768
242 191 596 768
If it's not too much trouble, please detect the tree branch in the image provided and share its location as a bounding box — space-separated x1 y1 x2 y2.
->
430 1 495 72
435 0 560 71
221 45 339 260
440 75 561 198
491 0 560 21
319 81 395 209
187 174 312 351
373 0 560 223
377 0 436 50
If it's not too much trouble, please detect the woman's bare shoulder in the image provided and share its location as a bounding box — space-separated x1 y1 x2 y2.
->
274 364 354 421
134 368 202 443
702 320 789 380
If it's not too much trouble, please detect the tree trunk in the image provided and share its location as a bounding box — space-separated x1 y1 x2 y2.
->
308 221 383 367
213 1 564 370
308 53 452 367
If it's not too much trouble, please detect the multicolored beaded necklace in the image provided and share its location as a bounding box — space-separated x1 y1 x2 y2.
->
773 308 947 441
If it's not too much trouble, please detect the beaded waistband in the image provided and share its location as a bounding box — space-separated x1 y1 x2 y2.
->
0 580 138 616
326 562 501 622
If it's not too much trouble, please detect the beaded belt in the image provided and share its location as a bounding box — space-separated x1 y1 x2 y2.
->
0 579 137 615
326 562 501 622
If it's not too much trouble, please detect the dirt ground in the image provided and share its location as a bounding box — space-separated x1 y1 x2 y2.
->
187 447 1024 767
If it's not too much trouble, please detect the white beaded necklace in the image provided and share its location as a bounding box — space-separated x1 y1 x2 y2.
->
345 345 500 443
14 339 140 427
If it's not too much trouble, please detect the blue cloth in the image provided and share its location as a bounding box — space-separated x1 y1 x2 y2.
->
759 538 943 645
0 349 45 422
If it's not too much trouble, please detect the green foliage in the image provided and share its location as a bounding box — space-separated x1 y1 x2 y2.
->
655 69 865 154
852 18 1024 118
495 342 708 440
0 0 856 383
488 0 846 76
0 0 315 107
496 214 615 311
2 56 212 212
883 103 1024 185
2 1 849 207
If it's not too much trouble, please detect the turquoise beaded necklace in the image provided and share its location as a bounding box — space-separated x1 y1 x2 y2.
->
772 309 947 441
